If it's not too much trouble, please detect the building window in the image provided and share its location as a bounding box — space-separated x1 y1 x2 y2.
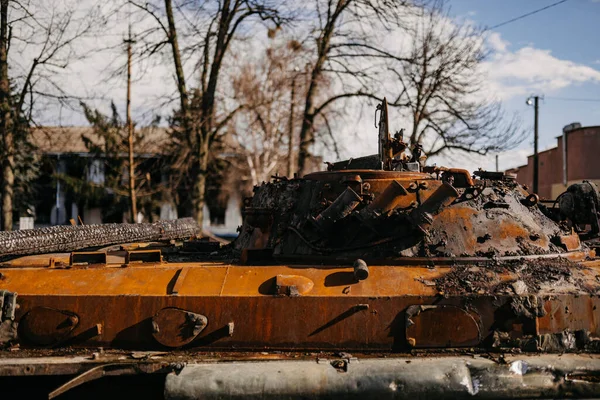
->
87 159 105 185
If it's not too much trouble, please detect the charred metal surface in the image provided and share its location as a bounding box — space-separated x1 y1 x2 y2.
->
434 257 588 296
0 290 17 348
235 152 573 262
559 181 600 236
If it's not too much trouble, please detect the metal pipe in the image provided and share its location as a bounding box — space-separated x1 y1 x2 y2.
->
353 259 369 281
408 182 459 233
311 187 362 233
357 180 408 225
165 355 600 399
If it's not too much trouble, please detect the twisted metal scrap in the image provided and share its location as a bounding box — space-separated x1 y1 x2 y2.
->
0 218 200 257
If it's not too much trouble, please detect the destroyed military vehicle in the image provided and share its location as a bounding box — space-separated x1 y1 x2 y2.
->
2 99 600 399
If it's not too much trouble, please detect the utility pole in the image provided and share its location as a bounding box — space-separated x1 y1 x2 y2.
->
526 95 540 194
533 96 539 195
495 154 499 172
287 74 296 177
125 25 137 223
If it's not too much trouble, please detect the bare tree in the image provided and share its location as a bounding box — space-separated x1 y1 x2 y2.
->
227 39 308 188
391 5 524 157
296 0 419 176
0 0 104 230
130 0 286 225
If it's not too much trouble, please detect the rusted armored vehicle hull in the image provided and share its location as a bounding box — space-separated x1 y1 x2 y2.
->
3 255 600 399
3 99 600 398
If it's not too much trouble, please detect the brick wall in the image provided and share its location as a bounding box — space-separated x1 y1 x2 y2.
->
506 126 600 199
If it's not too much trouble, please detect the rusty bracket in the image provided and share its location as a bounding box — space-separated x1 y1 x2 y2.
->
69 252 107 266
274 275 314 296
125 249 162 264
170 267 190 296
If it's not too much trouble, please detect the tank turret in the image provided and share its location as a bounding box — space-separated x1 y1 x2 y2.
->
235 98 583 264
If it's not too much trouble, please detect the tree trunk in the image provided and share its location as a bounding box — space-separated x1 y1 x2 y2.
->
126 27 137 223
164 0 188 116
297 79 317 177
287 77 296 177
164 0 192 219
296 2 342 176
0 0 13 231
193 138 210 227
191 2 230 225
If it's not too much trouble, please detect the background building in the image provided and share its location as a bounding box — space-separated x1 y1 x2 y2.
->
506 124 600 199
27 126 325 236
31 126 173 226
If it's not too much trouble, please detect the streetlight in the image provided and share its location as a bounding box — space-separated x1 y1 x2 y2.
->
526 95 540 194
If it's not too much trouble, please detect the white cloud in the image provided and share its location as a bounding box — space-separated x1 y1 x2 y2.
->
482 38 600 100
487 32 509 53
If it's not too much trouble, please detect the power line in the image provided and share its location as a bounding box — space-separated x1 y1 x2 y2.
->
489 0 569 30
546 96 600 102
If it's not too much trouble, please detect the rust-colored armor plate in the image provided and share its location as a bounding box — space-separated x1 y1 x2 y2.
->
20 307 79 346
405 305 481 348
152 307 208 348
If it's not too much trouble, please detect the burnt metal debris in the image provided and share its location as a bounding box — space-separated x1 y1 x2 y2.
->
0 218 199 258
3 98 600 398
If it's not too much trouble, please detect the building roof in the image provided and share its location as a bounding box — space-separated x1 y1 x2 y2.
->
554 125 600 139
32 126 171 155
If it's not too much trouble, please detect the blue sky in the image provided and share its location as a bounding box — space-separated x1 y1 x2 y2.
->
446 0 600 168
